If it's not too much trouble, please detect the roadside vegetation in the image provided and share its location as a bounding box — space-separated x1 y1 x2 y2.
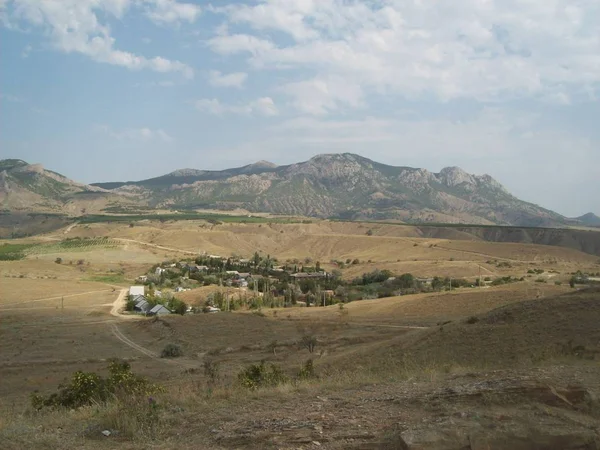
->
77 212 303 225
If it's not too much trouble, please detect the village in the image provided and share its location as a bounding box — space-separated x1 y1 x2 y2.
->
124 251 526 316
126 251 340 316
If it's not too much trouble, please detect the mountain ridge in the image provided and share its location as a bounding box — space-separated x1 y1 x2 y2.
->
1 153 595 227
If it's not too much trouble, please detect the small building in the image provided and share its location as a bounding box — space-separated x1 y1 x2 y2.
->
155 267 166 275
205 306 221 313
148 304 171 315
290 272 328 280
187 264 208 273
129 286 145 297
134 297 150 314
137 275 148 282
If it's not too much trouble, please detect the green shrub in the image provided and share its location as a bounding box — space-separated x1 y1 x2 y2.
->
161 343 183 358
298 359 317 380
466 316 479 324
31 359 161 410
238 361 288 390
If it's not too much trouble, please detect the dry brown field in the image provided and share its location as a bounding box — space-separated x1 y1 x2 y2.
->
1 219 599 449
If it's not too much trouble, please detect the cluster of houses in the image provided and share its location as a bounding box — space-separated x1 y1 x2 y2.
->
128 286 171 316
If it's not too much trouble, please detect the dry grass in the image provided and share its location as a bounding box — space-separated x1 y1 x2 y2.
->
263 282 571 326
1 220 599 448
0 278 116 306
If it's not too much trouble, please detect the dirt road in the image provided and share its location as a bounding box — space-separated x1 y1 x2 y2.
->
113 238 197 255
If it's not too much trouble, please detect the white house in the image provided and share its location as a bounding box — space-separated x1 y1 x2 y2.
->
155 267 166 275
129 286 145 297
137 275 148 282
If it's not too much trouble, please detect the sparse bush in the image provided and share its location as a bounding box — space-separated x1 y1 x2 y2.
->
55 257 62 264
301 334 317 353
203 359 220 384
161 343 183 358
298 359 317 380
366 229 373 236
466 316 479 324
238 361 288 390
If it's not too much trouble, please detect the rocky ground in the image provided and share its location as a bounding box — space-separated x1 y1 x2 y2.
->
164 365 600 450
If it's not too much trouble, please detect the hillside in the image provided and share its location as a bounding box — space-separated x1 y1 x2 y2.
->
574 212 600 227
94 153 567 226
2 154 596 227
0 160 134 215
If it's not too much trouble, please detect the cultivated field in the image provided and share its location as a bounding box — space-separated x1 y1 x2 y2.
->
1 218 599 449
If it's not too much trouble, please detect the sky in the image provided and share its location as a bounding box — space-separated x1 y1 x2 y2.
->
0 0 599 217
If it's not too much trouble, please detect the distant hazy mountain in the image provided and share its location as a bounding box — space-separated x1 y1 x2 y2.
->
91 153 566 226
1 154 580 226
573 213 600 227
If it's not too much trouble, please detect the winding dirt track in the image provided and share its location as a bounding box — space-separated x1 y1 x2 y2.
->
108 289 201 369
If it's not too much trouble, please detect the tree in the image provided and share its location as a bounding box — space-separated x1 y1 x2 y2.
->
55 257 62 264
366 229 373 236
253 251 261 268
315 261 321 272
169 298 187 315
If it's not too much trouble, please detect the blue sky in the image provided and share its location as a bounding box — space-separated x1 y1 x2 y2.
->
1 0 599 217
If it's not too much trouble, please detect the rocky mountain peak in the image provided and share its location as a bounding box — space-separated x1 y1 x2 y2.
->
438 166 474 187
168 168 206 177
251 160 278 169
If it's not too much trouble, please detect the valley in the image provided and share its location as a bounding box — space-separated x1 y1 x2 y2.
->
1 218 599 449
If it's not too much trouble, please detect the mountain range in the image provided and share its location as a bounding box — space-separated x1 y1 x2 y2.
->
1 154 598 228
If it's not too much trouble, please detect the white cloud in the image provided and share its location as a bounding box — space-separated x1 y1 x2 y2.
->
208 33 274 56
209 0 600 110
194 97 278 117
4 0 194 77
143 0 201 25
279 75 363 115
98 125 174 142
208 70 248 88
